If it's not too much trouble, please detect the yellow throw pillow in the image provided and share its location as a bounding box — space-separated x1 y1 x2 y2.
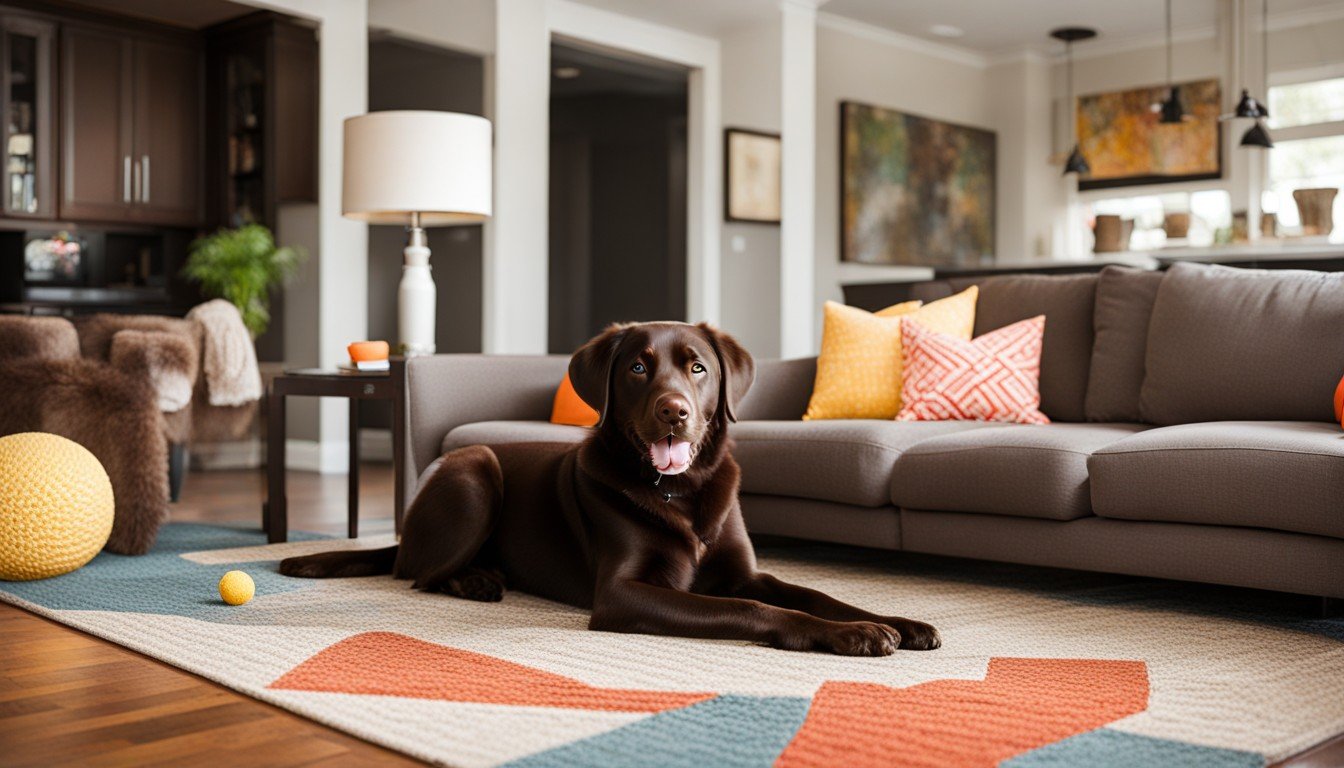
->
803 286 978 420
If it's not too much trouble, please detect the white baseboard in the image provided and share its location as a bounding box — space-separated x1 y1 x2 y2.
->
285 438 349 474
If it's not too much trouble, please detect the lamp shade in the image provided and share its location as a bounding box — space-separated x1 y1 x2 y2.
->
342 111 492 226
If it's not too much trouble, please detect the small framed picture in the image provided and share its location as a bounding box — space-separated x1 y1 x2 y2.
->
724 128 781 224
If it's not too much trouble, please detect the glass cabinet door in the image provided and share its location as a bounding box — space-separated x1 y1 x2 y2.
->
2 16 54 219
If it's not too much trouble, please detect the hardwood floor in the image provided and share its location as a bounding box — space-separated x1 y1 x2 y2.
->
3 463 1341 766
0 463 422 767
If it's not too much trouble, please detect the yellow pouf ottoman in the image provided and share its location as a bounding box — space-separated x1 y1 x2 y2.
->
0 432 114 581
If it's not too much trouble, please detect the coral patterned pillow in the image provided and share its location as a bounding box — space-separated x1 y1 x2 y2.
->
897 315 1050 424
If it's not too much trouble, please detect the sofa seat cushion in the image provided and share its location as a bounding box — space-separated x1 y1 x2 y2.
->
442 420 589 455
1088 421 1344 538
892 423 1149 520
732 420 1001 507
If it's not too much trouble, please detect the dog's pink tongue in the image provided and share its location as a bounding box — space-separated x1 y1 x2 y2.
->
649 437 692 472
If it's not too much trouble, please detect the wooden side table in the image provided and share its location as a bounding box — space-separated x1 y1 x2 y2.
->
264 361 406 543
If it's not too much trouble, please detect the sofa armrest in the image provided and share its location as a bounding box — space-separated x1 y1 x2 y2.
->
109 330 200 413
0 316 80 362
736 357 817 421
403 354 571 483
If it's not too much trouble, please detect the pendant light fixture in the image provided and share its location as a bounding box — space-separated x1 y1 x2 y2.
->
1052 27 1097 176
1221 0 1268 121
1157 0 1189 123
1239 0 1273 148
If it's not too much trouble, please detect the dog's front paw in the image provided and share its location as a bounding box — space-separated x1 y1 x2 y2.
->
822 621 900 657
885 617 941 650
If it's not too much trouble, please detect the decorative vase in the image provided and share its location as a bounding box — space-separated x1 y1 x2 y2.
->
1293 188 1338 236
1164 212 1191 240
1093 215 1132 253
1261 212 1277 238
1232 212 1249 242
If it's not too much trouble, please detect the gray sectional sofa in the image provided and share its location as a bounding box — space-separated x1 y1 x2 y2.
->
401 262 1344 600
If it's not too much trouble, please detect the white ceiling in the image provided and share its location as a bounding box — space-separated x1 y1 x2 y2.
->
821 0 1338 55
574 0 1344 55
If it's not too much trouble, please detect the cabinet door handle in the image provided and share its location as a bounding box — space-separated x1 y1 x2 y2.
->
141 156 150 203
132 157 141 204
123 156 131 203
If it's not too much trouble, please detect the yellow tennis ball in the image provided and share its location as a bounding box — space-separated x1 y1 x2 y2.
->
218 570 255 605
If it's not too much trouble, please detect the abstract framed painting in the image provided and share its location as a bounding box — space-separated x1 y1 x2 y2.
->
840 101 995 267
724 128 782 224
1076 78 1222 191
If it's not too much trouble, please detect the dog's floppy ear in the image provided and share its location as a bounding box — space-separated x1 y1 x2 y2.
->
569 323 630 428
697 323 755 423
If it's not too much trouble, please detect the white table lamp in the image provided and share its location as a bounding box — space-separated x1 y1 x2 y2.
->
342 111 493 356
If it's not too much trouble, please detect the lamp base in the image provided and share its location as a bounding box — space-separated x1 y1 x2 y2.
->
399 225 436 357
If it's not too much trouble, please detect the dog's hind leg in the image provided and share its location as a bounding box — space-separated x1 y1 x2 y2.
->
280 545 398 578
394 445 505 595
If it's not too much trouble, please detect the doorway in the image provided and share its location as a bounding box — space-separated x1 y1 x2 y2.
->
548 42 689 353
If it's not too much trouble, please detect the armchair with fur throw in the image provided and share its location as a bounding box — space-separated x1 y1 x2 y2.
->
0 316 168 555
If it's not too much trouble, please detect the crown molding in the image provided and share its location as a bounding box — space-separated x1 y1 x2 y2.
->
816 12 990 70
985 47 1050 68
815 3 1344 71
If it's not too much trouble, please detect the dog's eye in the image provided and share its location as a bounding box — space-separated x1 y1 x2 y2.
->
691 362 706 374
631 362 646 375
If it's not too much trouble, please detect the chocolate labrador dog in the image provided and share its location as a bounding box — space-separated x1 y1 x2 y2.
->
280 322 939 656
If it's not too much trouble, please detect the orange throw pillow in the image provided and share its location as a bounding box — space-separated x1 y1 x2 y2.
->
551 372 599 427
1334 373 1344 429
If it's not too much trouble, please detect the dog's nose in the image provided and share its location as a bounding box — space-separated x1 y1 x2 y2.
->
656 395 690 425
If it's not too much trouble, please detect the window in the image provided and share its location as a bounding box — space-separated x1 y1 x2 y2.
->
1267 77 1344 129
1089 190 1231 250
1265 75 1344 235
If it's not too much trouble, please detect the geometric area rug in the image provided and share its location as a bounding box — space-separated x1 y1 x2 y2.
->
2 524 1342 767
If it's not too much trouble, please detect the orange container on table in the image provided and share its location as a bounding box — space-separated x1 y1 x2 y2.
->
348 341 390 363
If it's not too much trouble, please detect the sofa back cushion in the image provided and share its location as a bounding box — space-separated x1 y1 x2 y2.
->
1084 267 1165 422
970 274 1097 422
1140 262 1344 424
737 357 817 420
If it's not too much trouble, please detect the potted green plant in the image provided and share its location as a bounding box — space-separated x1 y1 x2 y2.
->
182 224 304 338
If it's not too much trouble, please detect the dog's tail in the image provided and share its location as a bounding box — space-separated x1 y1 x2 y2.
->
279 545 398 578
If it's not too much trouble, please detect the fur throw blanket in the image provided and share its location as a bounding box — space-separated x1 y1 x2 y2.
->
187 300 263 407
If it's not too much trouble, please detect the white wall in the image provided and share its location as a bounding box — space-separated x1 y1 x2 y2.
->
779 2 817 359
989 54 1063 261
718 20 781 358
812 17 991 346
485 0 550 354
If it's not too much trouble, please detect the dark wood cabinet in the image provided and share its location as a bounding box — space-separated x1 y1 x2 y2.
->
59 23 131 222
132 37 202 226
206 13 318 229
1 13 55 219
59 23 202 226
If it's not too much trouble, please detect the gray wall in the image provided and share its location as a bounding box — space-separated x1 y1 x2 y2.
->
364 37 485 429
